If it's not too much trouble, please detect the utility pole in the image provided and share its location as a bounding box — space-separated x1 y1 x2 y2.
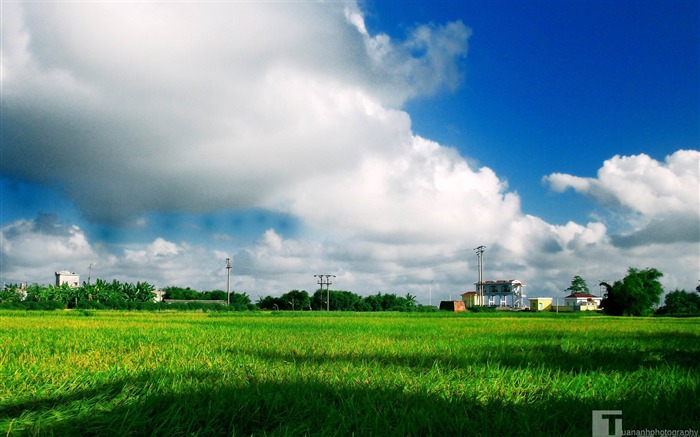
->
226 258 232 306
429 280 433 307
314 274 336 311
87 263 93 286
474 246 485 306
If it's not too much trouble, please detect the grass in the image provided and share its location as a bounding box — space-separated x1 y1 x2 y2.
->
0 310 698 436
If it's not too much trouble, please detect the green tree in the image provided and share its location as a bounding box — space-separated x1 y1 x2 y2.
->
229 292 253 310
657 290 700 315
363 294 382 311
281 290 310 311
0 285 23 303
205 290 227 301
600 268 664 316
134 281 155 302
163 286 200 300
257 295 285 310
310 289 364 311
565 275 590 294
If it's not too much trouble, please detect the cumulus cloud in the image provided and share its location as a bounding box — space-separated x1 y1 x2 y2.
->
1 1 468 223
0 213 101 283
544 150 700 248
283 136 521 244
344 3 470 103
544 150 699 216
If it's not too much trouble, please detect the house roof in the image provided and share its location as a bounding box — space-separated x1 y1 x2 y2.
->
480 279 522 285
461 291 477 296
565 293 600 299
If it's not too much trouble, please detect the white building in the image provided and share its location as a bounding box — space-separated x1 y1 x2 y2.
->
152 290 166 302
477 279 525 308
564 292 602 310
55 271 80 288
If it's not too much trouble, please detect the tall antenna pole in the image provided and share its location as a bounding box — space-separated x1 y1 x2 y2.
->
474 246 485 306
429 280 433 307
226 258 232 306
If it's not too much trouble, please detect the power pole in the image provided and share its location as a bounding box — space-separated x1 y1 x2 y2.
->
87 263 93 285
314 274 336 311
429 280 433 307
474 246 485 306
325 275 335 311
226 258 232 306
315 275 324 310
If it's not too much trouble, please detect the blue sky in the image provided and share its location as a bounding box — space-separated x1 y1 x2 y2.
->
368 0 699 223
1 0 698 301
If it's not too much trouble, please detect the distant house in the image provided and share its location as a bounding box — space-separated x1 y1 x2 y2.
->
564 293 602 310
55 271 80 288
529 297 553 312
152 290 166 302
461 291 481 308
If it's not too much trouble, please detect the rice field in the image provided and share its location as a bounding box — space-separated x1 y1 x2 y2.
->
0 310 698 436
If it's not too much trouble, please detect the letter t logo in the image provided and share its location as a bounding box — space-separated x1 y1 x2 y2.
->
592 410 622 437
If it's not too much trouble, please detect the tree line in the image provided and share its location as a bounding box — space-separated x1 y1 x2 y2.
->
0 279 155 309
0 280 428 312
257 289 427 312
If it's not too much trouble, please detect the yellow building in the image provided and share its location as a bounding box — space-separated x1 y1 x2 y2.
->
529 297 552 312
461 291 481 308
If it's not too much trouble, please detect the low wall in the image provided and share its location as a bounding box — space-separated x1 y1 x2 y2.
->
163 299 227 305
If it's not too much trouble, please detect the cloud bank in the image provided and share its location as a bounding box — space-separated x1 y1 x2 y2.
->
1 2 698 299
2 2 470 223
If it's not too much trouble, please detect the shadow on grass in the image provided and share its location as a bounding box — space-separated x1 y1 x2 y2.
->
229 329 700 374
1 370 697 436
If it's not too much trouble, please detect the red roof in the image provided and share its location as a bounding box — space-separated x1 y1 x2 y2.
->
565 293 599 298
461 291 477 296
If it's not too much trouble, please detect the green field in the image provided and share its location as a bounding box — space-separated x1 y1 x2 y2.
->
1 310 698 436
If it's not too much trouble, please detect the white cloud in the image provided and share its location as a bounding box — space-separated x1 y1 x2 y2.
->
282 135 521 244
544 150 700 248
544 150 699 216
0 214 102 284
2 1 468 223
0 214 228 289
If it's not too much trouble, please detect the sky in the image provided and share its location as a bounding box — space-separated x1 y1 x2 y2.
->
1 0 698 304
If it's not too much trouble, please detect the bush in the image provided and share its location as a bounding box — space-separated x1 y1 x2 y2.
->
77 301 107 310
25 301 65 311
468 306 496 313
